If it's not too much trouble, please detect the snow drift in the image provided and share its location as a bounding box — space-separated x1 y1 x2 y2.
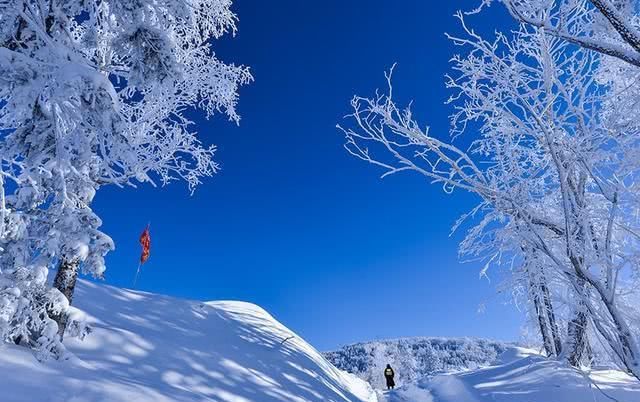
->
0 280 376 402
379 348 640 402
427 353 640 402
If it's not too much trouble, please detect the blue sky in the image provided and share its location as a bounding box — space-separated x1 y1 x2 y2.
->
93 0 524 350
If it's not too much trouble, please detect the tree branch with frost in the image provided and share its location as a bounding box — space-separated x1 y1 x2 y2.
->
494 0 640 68
339 71 490 196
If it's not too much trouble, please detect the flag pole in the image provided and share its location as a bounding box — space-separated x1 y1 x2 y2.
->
133 260 142 288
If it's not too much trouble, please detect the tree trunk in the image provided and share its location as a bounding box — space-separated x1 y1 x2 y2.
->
524 248 561 357
587 276 640 379
566 303 589 367
532 284 555 357
567 253 640 377
540 278 562 356
566 262 590 366
50 259 79 340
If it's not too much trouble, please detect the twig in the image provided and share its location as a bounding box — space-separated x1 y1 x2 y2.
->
280 336 295 345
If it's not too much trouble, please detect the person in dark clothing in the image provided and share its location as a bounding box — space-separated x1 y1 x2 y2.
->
384 364 395 390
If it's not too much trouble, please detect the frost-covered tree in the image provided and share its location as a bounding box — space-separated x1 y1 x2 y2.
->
0 0 251 359
325 338 506 389
484 0 640 68
339 14 640 378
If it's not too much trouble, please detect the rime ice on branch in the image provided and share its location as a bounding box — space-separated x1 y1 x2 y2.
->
488 0 640 67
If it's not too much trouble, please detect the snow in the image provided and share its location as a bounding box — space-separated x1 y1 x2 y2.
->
379 385 434 402
0 280 376 402
2 280 639 402
377 347 640 402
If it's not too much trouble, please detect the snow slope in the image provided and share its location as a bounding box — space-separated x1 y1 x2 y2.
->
379 348 640 402
0 280 377 402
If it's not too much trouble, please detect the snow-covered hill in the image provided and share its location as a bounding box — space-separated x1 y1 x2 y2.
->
324 337 508 389
327 339 640 402
380 348 640 402
0 280 376 402
3 280 639 402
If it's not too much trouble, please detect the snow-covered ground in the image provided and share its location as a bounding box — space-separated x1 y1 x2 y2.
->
2 280 639 402
0 280 376 402
377 348 640 402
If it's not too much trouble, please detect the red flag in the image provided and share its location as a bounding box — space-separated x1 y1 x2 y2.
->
139 225 151 264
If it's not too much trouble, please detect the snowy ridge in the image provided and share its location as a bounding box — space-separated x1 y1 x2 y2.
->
324 337 508 389
378 348 640 402
0 280 376 402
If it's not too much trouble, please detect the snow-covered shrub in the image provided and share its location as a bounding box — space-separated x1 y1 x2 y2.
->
0 264 68 361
